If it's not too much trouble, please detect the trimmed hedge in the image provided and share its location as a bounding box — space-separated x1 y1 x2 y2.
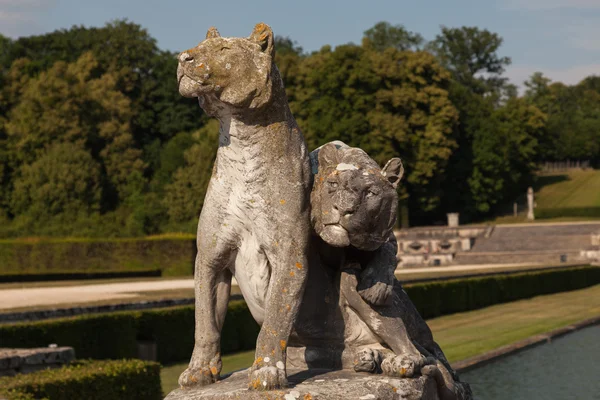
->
404 265 600 319
536 206 600 219
0 267 598 365
0 269 161 283
0 359 161 400
0 236 196 277
0 301 259 365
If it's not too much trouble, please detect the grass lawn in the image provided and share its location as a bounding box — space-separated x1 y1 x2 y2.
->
534 170 600 209
486 169 600 224
160 284 600 395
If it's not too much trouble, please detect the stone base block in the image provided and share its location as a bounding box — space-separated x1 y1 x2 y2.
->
0 347 75 377
164 368 439 400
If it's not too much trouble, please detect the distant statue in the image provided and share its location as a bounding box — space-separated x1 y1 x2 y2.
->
169 23 472 400
527 187 535 220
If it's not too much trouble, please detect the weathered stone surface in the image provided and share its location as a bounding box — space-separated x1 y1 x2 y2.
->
175 23 471 398
0 347 74 377
165 369 439 400
176 23 312 390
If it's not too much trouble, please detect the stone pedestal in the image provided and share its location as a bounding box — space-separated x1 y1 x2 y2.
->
165 369 440 400
446 213 459 228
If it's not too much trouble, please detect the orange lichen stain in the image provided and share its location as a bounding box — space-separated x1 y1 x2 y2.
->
254 357 264 366
271 349 275 355
304 394 313 400
282 288 287 293
286 304 291 311
393 388 398 393
255 22 267 32
280 199 286 205
319 176 324 182
280 340 287 351
323 211 329 215
274 241 279 246
210 366 218 375
289 271 295 277
260 32 269 41
295 262 303 269
190 375 198 383
250 378 262 390
400 367 407 375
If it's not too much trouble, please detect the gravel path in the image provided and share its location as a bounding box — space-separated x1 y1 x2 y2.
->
0 279 194 311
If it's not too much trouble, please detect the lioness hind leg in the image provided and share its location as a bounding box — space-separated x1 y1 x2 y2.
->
179 233 234 388
248 239 309 391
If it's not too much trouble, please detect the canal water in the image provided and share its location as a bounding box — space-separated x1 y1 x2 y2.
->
461 324 600 400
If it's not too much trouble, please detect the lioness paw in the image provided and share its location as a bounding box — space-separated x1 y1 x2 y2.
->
358 281 394 306
381 354 428 378
248 365 287 391
354 348 383 373
178 366 218 388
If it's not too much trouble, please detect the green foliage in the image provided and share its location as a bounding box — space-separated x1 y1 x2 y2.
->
10 143 102 221
362 21 424 52
0 20 598 232
0 300 259 364
428 26 511 95
0 359 162 400
525 73 600 163
5 52 144 209
0 236 195 277
163 120 219 226
288 44 457 216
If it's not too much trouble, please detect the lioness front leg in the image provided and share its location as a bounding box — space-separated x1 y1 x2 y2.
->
179 226 233 388
341 266 427 377
248 239 309 391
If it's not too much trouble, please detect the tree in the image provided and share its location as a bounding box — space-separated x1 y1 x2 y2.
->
5 52 144 207
10 142 102 221
163 120 219 228
287 44 457 222
363 22 423 52
428 26 511 95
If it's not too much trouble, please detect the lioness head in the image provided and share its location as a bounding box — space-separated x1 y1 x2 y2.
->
311 142 404 251
177 23 276 114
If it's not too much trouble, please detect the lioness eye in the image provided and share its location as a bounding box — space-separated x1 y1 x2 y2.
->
366 188 379 197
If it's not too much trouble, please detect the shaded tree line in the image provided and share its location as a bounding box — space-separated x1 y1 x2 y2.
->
0 20 598 237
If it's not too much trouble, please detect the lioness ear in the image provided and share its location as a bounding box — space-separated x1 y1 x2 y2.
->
382 158 404 189
318 143 341 169
249 22 274 57
206 26 221 39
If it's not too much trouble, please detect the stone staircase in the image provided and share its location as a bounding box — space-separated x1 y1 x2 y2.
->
397 222 600 267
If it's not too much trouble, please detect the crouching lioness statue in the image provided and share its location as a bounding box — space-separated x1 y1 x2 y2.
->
172 22 472 400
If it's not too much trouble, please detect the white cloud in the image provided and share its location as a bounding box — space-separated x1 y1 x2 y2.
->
506 64 600 89
504 0 600 10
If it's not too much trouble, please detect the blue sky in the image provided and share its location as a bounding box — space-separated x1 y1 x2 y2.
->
1 0 599 88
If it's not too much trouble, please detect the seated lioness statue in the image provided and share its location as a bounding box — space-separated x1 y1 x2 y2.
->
177 23 312 391
288 142 472 400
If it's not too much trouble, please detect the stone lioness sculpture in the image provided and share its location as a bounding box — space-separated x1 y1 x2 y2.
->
291 142 472 400
176 23 311 391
